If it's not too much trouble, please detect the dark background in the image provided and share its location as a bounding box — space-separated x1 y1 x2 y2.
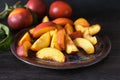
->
0 0 120 80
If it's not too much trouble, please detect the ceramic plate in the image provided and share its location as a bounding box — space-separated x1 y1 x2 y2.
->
11 28 111 69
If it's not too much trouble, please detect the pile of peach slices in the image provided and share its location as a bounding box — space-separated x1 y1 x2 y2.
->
17 16 101 63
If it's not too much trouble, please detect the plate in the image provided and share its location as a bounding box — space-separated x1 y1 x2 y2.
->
10 28 111 69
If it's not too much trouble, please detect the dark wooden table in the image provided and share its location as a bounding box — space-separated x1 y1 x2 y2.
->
0 0 120 80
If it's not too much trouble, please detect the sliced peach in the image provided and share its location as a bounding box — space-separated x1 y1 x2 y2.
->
52 18 73 26
64 23 74 35
32 22 56 38
42 16 49 22
31 32 51 51
50 29 62 51
56 24 63 30
17 41 32 57
49 30 55 37
88 24 101 35
57 29 66 50
74 25 88 33
29 28 35 34
83 29 97 45
69 31 82 40
74 18 90 27
18 32 31 46
73 38 95 54
36 48 65 63
65 35 79 54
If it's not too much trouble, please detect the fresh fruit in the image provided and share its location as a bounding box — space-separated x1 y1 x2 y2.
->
18 32 31 46
26 0 47 20
17 41 32 57
74 18 101 36
52 18 73 26
16 16 102 62
65 35 79 54
69 31 82 40
74 24 88 33
31 32 51 51
73 38 95 54
42 16 49 22
57 29 66 50
49 30 56 36
56 24 63 30
89 24 101 35
83 29 97 45
8 8 33 30
49 0 72 19
50 29 62 51
32 22 56 38
74 18 90 27
36 48 65 63
29 28 35 34
64 23 74 35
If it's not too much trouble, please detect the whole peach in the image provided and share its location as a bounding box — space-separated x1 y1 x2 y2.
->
49 1 72 19
8 8 33 30
26 0 47 20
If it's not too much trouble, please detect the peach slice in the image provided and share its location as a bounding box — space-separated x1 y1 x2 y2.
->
69 31 82 40
29 28 35 34
83 29 97 45
74 25 88 33
49 30 55 37
75 24 101 36
32 22 56 38
18 32 31 46
57 29 66 50
50 29 62 51
56 24 63 30
52 18 73 26
42 16 49 22
17 41 32 57
64 23 74 35
36 48 65 63
31 32 51 51
65 35 79 54
73 38 95 54
89 24 101 35
74 18 90 27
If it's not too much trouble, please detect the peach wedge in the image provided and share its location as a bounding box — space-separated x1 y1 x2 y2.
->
69 31 82 40
73 38 95 54
17 41 32 57
57 29 66 50
36 48 65 63
42 16 49 22
50 29 62 51
83 29 97 45
74 18 90 27
31 32 51 51
32 22 56 38
18 32 31 46
74 25 88 33
89 24 101 35
52 18 73 26
64 23 74 35
65 35 79 54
